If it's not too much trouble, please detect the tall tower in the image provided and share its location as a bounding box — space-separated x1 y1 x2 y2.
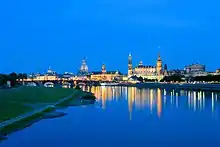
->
80 57 88 74
128 52 132 77
156 53 162 75
102 63 106 74
164 64 168 76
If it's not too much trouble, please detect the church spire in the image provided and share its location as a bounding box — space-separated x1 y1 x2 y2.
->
157 52 161 61
128 52 132 77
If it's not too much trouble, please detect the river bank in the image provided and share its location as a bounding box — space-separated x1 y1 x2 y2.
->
136 83 220 91
0 87 96 140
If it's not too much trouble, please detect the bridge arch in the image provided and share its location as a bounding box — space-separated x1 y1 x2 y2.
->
44 82 54 87
62 82 71 88
26 82 37 87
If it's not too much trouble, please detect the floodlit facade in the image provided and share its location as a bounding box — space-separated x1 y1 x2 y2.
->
90 64 123 81
184 64 205 73
79 58 89 75
184 63 207 77
127 53 165 81
25 67 58 81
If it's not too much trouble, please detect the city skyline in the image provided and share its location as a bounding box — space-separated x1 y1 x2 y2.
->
0 0 220 73
0 52 218 74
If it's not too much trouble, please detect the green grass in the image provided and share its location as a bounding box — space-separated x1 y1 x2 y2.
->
0 87 84 123
0 110 48 136
0 102 33 123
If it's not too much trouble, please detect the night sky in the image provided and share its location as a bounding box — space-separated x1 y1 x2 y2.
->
0 0 219 74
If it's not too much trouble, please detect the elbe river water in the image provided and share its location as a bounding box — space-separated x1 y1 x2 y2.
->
1 86 220 147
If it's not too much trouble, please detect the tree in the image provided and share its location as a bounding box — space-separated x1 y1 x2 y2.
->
18 73 23 80
8 72 18 86
0 74 8 85
160 74 184 82
193 75 220 82
144 78 157 82
137 76 144 82
22 73 27 79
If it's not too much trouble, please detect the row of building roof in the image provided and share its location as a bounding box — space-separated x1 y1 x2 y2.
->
28 55 220 81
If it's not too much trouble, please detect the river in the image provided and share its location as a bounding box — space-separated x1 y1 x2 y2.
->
1 86 220 147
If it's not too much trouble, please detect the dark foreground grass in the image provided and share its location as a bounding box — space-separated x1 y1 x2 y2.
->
0 87 96 140
0 107 55 139
0 87 83 123
0 103 33 123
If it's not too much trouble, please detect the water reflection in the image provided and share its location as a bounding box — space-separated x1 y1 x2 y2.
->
85 86 220 120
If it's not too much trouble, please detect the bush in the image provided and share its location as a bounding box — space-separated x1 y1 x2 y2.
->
75 85 81 90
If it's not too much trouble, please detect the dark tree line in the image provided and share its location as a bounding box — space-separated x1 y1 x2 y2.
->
129 75 158 83
160 74 220 83
192 75 220 82
0 73 27 87
160 74 184 82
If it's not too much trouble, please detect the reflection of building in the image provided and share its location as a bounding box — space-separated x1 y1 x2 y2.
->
128 87 135 120
157 88 162 118
127 53 165 81
90 64 123 81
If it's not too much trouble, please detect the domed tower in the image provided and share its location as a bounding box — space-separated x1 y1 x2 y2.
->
102 63 106 74
80 57 88 74
156 53 162 75
128 52 132 77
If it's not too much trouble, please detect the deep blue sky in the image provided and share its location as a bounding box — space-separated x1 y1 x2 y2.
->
0 0 219 74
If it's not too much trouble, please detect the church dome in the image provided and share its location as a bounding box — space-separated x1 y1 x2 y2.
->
80 58 88 73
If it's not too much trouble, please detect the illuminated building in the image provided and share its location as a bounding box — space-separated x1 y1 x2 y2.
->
127 53 165 81
78 58 89 76
168 69 185 76
185 64 205 73
184 63 207 77
90 64 123 81
128 52 132 77
26 67 58 81
216 69 220 74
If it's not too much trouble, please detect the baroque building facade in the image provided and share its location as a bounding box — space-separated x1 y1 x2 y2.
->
127 53 165 81
78 58 89 76
184 63 207 77
90 64 123 81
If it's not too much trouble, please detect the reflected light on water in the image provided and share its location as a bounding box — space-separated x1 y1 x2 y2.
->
188 91 191 108
157 88 162 118
164 89 166 107
212 92 214 112
101 87 107 109
150 89 154 113
176 92 179 108
86 86 220 120
194 91 196 111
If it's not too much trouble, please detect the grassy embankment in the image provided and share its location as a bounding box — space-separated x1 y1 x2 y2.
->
0 86 87 123
0 86 95 139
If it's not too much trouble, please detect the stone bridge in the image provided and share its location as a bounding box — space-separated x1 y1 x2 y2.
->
22 79 102 87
